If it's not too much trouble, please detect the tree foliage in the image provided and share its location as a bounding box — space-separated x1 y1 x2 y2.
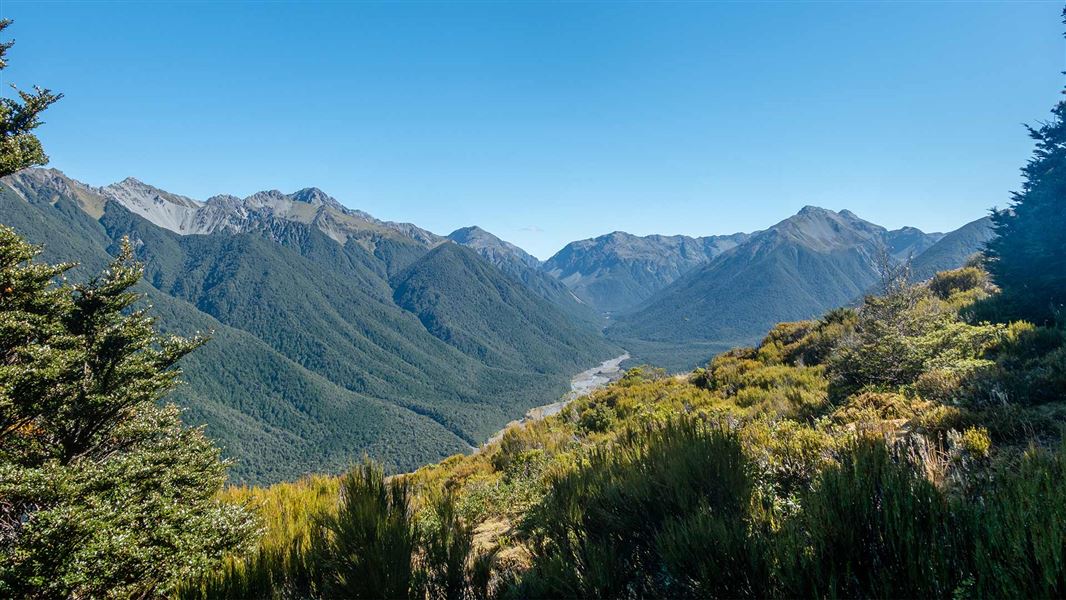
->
984 9 1066 325
0 20 61 178
0 227 256 597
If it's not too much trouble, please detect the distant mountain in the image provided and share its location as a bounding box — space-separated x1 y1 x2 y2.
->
607 207 973 371
910 217 994 282
393 242 615 373
0 168 617 484
448 226 540 269
885 226 944 261
448 226 601 325
74 171 445 249
543 231 751 313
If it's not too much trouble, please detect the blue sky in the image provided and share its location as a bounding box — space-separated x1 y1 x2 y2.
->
2 1 1063 259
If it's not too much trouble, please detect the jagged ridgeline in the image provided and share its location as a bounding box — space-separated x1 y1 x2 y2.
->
0 169 619 484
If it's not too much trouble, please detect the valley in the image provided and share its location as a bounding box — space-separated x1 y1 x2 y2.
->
3 5 1065 598
481 351 629 449
1 168 991 483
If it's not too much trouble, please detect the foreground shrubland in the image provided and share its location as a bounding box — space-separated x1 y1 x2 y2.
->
183 263 1066 598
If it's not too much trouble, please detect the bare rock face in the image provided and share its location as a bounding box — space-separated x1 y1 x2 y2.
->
4 168 443 250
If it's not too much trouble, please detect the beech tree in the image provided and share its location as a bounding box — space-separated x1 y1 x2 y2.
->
0 230 257 597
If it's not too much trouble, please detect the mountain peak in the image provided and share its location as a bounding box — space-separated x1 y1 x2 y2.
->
766 206 884 251
447 226 539 269
103 176 202 209
118 176 144 186
448 225 489 241
797 205 834 216
290 187 344 209
245 189 288 204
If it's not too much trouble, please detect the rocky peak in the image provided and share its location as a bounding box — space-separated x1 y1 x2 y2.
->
290 187 344 210
767 206 885 252
447 226 539 269
103 177 202 209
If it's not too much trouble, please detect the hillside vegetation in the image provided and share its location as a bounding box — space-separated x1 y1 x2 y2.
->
184 257 1066 598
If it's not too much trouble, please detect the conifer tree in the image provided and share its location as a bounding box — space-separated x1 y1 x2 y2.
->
0 230 257 597
984 9 1066 324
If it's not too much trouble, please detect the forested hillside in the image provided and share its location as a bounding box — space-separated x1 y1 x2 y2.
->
393 243 617 373
448 226 604 326
1 169 618 483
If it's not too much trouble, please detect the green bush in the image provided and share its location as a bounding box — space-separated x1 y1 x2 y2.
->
929 267 988 300
518 417 770 598
969 444 1066 598
308 461 418 599
778 438 966 599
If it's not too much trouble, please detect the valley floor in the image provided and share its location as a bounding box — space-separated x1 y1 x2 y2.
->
482 352 630 448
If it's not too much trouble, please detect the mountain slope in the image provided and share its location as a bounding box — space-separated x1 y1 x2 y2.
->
448 226 602 325
608 208 895 369
910 217 994 282
608 208 985 372
447 226 539 270
0 179 470 483
885 226 943 261
543 231 751 313
0 168 618 483
393 242 618 373
96 206 596 446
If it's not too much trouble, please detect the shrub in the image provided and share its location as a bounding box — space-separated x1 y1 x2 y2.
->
778 438 966 599
577 402 615 433
929 267 988 300
831 391 921 425
519 417 770 598
958 427 991 458
741 418 833 500
969 444 1066 597
420 490 487 600
309 461 419 599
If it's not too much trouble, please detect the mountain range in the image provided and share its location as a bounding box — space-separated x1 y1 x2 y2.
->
606 207 991 369
0 167 993 481
1 169 619 484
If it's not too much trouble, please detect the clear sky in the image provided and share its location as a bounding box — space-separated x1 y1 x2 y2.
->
2 1 1063 259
